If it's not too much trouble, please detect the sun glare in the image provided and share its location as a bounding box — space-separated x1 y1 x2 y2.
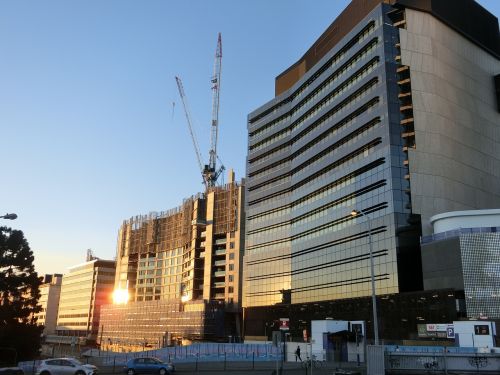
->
112 288 129 304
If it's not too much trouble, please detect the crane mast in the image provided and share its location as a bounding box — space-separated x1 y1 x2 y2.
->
205 32 224 187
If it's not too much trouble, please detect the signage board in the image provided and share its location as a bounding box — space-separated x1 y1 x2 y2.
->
447 325 455 339
279 318 290 331
418 324 451 338
474 325 490 335
426 323 449 332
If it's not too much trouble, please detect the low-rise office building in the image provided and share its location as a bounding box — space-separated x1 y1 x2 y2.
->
53 258 115 344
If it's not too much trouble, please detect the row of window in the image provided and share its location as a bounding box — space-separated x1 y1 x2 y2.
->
248 144 289 170
247 198 387 254
249 58 380 153
249 199 377 248
58 313 88 319
293 118 380 181
247 207 291 227
137 275 182 285
247 157 384 229
289 39 379 122
248 94 379 184
137 257 182 277
139 248 184 262
248 158 290 180
292 98 380 162
247 249 389 282
293 181 386 228
291 21 376 104
247 158 383 231
293 138 380 197
248 20 377 127
56 321 89 327
294 159 383 210
249 135 380 210
248 75 380 174
248 36 378 146
248 106 382 211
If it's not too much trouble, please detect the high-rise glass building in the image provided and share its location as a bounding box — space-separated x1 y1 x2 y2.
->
244 0 500 340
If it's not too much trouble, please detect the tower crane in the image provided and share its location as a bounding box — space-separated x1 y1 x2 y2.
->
176 33 225 189
175 76 206 188
207 32 225 187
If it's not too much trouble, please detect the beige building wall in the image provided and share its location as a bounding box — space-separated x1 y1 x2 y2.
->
203 171 245 309
35 275 62 335
400 9 500 235
56 259 115 342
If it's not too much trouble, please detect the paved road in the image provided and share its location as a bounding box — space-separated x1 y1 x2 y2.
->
97 361 366 375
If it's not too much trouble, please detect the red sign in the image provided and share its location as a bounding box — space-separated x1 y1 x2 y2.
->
279 318 289 330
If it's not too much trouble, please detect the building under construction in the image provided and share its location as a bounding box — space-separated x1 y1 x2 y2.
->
98 171 245 350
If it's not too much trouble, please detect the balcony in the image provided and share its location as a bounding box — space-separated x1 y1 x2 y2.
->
393 19 406 28
400 118 414 125
396 65 408 73
214 271 225 278
215 238 227 245
213 282 226 288
214 260 226 267
214 249 226 256
397 78 411 86
402 131 415 138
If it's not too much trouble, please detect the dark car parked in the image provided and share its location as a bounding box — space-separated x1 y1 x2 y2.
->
123 358 174 375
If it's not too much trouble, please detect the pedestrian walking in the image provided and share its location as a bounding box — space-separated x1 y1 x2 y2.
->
295 345 302 362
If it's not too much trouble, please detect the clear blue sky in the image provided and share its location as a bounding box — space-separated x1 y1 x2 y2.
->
1 0 498 276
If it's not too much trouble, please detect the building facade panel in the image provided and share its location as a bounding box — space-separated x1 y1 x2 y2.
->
460 233 500 320
35 274 62 335
401 8 500 235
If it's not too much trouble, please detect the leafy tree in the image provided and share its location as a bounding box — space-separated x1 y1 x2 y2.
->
0 226 43 362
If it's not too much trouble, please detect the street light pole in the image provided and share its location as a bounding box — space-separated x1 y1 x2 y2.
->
351 209 379 345
0 213 17 220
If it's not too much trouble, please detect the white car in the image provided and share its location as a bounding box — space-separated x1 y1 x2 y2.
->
35 358 97 375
